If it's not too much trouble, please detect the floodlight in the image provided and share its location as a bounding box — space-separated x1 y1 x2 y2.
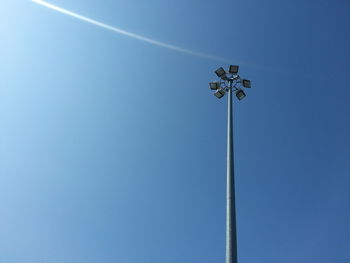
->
214 89 225 99
215 67 227 79
236 89 246 100
229 65 239 74
242 79 251 88
208 64 252 263
209 82 221 90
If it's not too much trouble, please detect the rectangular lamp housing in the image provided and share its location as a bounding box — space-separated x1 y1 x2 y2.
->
242 79 251 88
236 89 246 100
215 67 226 79
209 82 220 90
214 89 225 99
229 65 239 74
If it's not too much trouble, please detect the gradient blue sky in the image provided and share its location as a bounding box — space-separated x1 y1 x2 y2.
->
1 0 350 262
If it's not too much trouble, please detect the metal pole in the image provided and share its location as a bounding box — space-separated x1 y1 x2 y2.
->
226 84 237 263
210 65 250 263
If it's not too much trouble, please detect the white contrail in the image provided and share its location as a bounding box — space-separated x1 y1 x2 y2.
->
31 0 228 62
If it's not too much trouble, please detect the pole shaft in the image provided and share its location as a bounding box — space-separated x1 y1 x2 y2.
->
226 87 237 263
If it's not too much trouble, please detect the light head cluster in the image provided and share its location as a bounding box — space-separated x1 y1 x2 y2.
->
209 65 251 100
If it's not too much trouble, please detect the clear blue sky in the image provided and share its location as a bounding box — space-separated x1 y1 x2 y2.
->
1 0 350 262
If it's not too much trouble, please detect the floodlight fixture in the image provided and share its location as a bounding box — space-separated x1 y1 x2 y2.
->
229 65 239 74
242 79 251 88
214 89 225 99
215 67 227 79
209 82 221 90
236 89 246 100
